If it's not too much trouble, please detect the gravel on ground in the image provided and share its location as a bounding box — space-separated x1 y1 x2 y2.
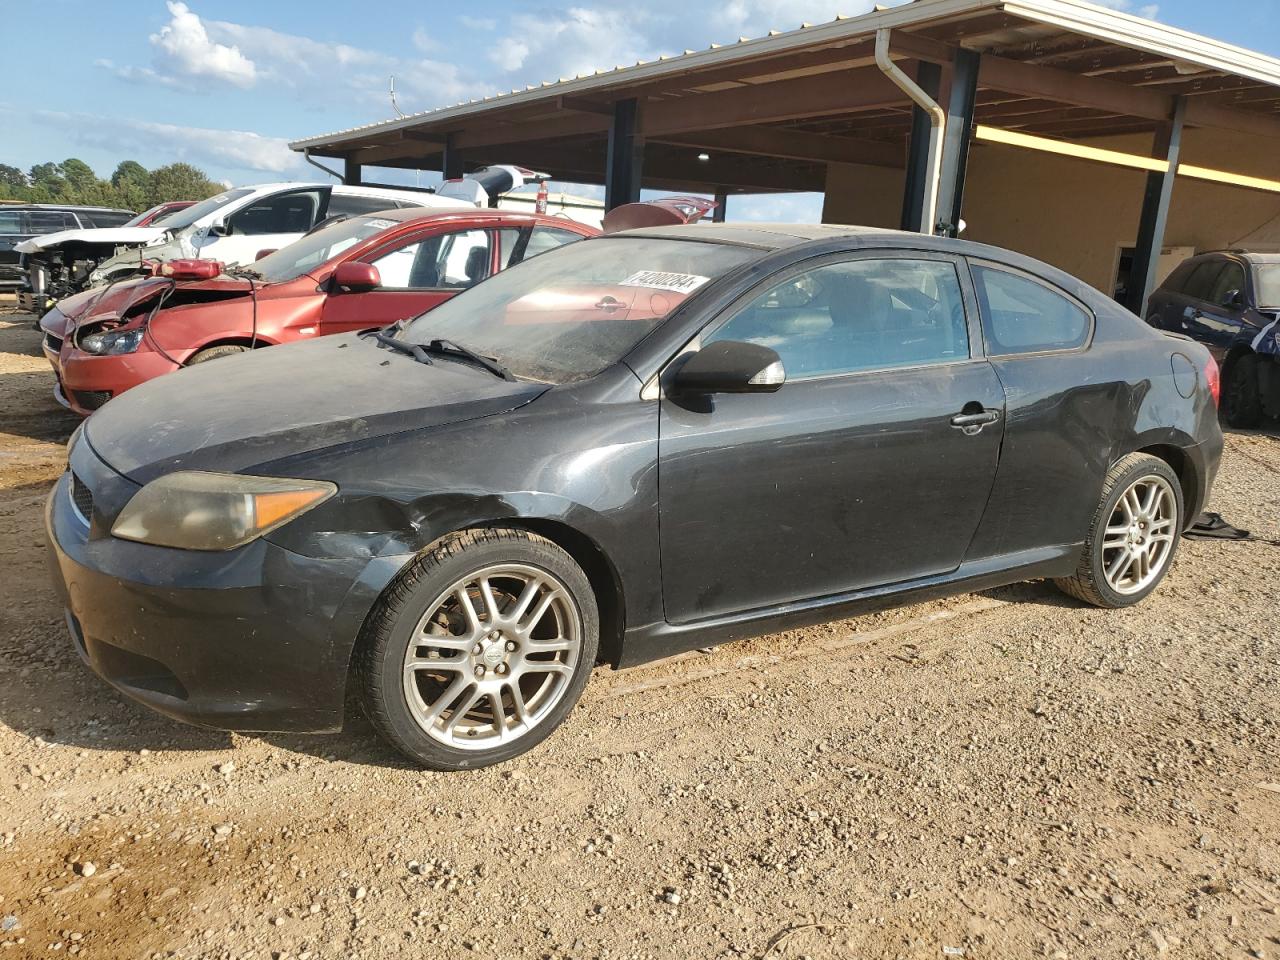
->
1 313 1277 960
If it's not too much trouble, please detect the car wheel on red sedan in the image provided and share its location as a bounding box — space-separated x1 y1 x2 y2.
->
1054 453 1183 609
188 344 250 365
355 527 599 770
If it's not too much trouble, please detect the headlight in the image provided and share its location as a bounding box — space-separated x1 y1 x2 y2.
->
80 328 144 356
111 471 337 551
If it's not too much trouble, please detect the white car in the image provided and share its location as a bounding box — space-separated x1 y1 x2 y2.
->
17 183 461 310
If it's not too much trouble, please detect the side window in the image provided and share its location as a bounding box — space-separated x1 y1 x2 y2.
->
497 228 524 269
227 190 324 236
26 212 77 233
0 211 21 234
369 229 491 290
705 258 969 380
1183 260 1225 302
327 193 401 218
972 265 1091 356
80 211 133 228
519 226 586 263
1208 262 1245 307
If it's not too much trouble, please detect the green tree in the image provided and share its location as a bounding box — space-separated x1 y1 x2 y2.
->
145 162 223 205
0 164 26 191
29 162 66 198
111 160 150 210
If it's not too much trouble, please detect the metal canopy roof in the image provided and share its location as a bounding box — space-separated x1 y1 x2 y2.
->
290 0 1280 194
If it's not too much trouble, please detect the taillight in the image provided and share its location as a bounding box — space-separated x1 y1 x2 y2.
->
1204 353 1221 408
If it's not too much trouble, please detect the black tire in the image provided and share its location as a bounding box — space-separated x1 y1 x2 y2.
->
1054 453 1183 609
354 527 599 770
187 344 249 365
1223 353 1263 428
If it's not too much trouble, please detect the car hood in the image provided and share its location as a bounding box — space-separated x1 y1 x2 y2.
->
15 227 166 254
83 333 548 482
51 277 175 330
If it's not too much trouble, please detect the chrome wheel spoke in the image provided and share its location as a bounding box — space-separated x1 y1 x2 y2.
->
455 587 482 635
479 577 503 624
507 681 530 724
419 674 470 725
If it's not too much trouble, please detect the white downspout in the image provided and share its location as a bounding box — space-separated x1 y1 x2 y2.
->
875 28 945 236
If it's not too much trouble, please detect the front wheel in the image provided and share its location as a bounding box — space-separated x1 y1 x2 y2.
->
1054 453 1183 608
187 344 249 365
354 527 599 770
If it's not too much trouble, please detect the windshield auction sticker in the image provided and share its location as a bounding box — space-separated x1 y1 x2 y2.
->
619 271 710 294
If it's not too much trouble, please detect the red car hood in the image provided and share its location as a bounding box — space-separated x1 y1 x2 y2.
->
46 276 256 336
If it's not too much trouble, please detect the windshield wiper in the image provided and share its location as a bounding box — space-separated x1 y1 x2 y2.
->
358 326 433 365
225 265 263 279
424 338 515 381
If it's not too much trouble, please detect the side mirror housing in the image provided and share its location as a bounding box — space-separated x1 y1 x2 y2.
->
332 261 381 293
255 248 277 261
670 340 785 394
1222 288 1244 309
207 218 229 237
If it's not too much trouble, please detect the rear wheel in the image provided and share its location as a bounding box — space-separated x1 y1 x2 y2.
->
355 527 599 770
1223 353 1263 428
187 344 249 365
1054 453 1182 609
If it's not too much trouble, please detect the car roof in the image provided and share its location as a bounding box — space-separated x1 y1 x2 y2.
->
345 207 593 229
4 203 135 213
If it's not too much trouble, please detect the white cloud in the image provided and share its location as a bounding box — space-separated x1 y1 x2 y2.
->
713 1 885 39
36 110 304 176
488 8 655 81
458 15 497 31
149 1 257 88
105 3 487 113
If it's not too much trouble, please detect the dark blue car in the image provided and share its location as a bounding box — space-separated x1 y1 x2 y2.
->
1146 250 1280 427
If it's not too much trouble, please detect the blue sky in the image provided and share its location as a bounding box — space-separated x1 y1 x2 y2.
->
4 0 1279 220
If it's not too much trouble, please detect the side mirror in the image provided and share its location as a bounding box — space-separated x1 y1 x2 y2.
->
1222 289 1244 309
207 218 229 237
670 340 785 394
332 261 381 293
254 248 277 261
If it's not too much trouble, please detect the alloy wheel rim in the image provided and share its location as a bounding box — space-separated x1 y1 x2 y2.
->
402 563 582 750
1101 475 1177 595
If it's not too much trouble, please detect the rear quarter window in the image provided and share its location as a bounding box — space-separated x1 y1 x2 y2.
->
972 264 1092 356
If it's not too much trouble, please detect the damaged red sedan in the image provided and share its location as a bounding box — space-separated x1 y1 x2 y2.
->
40 208 596 414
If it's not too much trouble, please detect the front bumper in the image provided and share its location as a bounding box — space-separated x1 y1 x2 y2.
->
57 344 183 417
44 442 407 732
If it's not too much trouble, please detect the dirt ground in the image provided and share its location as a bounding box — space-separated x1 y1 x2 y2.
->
0 309 1278 960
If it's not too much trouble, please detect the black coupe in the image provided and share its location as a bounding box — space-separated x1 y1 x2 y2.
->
47 224 1224 769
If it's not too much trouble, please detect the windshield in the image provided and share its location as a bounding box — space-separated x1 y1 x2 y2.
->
152 188 254 231
254 215 401 283
399 236 755 384
1257 264 1280 309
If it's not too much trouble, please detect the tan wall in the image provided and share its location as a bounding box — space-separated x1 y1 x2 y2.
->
822 162 906 229
820 127 1280 295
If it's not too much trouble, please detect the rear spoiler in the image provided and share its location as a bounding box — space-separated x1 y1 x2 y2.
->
601 197 718 233
436 165 550 207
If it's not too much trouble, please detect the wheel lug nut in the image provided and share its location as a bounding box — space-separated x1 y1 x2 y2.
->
505 641 517 652
496 664 507 675
475 665 486 678
472 644 482 655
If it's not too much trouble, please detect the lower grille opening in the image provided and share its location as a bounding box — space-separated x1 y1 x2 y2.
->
85 637 189 701
44 333 64 353
70 472 94 523
70 389 112 411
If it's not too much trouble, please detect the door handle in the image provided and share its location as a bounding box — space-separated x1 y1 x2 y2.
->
950 409 1000 435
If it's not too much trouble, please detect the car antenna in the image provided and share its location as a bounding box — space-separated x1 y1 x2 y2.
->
389 75 405 119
